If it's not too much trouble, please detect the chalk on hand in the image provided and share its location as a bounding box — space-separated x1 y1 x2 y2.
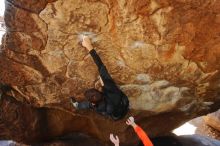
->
77 31 99 43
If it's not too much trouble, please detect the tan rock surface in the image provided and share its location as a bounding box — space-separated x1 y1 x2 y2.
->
204 110 220 132
0 0 220 145
189 116 220 140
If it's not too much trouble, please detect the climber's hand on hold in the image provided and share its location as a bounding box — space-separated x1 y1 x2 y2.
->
110 134 120 146
82 35 93 52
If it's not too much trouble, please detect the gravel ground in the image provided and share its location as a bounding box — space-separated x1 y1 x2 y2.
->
189 116 220 140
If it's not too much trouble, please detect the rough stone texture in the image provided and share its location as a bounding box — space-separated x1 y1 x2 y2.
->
5 135 220 146
204 110 220 132
0 94 107 145
189 116 220 140
0 0 220 145
0 91 192 146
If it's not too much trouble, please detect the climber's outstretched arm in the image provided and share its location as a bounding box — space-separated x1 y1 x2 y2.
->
82 36 118 91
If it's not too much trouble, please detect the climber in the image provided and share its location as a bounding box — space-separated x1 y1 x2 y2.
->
71 36 129 120
110 116 154 146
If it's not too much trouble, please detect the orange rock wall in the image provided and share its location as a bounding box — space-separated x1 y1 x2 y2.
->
0 0 220 145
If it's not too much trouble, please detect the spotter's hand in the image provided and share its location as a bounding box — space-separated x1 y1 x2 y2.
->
110 134 120 146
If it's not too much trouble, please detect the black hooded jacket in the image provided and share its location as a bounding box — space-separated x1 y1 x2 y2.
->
77 49 129 120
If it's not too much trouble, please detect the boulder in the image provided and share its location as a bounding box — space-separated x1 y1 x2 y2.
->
204 110 220 132
0 0 220 145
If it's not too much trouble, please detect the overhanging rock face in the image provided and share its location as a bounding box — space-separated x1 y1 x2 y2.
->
0 0 220 145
